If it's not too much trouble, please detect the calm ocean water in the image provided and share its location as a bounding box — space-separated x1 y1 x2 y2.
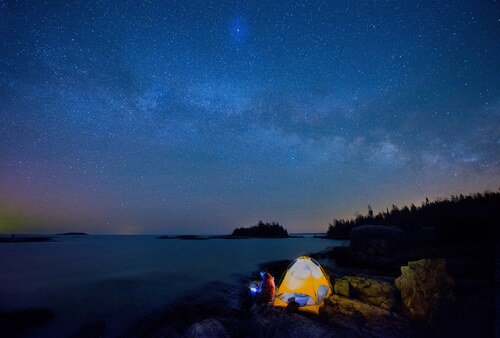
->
0 235 348 337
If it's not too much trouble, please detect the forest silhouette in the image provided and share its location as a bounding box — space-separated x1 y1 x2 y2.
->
327 190 499 243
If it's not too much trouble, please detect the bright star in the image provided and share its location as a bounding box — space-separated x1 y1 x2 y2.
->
230 15 247 46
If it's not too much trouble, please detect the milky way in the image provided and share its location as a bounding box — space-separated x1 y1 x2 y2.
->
1 1 499 234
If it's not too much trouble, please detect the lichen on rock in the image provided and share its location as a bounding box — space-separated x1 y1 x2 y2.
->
333 276 400 311
395 258 455 324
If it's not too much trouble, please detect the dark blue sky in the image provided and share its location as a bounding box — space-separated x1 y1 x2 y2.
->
1 1 499 234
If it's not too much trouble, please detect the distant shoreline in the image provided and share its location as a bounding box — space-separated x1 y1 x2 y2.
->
0 233 330 243
0 236 53 243
0 232 89 243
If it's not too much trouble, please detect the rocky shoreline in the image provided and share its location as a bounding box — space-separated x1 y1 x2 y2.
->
119 259 432 338
124 225 495 337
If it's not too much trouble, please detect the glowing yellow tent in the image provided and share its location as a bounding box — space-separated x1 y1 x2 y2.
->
273 256 332 315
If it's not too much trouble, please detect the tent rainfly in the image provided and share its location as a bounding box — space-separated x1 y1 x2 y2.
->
273 256 332 314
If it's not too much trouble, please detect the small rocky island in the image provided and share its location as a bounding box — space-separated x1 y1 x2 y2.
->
231 221 289 238
55 232 89 236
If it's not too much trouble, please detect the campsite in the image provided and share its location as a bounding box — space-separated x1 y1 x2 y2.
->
122 222 495 338
1 0 498 336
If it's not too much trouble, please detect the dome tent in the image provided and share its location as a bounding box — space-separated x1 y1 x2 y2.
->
273 256 332 314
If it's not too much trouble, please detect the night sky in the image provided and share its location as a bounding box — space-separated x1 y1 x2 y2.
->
1 1 499 234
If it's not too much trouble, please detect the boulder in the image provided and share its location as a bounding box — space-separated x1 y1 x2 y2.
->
322 295 426 338
410 227 435 243
395 258 454 323
324 294 396 325
333 278 350 298
350 225 406 254
183 319 229 338
334 276 400 311
334 225 409 271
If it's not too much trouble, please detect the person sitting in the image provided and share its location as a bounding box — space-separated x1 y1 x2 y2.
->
258 272 275 303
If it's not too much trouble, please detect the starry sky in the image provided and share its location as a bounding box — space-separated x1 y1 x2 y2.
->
1 1 499 235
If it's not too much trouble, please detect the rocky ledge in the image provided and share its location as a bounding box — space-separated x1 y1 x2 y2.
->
121 255 493 337
122 279 428 338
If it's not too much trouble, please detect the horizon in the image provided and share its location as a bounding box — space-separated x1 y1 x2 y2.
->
0 231 327 236
2 189 496 235
1 1 499 235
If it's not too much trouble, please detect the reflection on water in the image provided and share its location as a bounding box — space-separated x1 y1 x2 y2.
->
0 235 348 337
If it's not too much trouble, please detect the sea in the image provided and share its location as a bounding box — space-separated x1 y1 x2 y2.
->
0 234 349 337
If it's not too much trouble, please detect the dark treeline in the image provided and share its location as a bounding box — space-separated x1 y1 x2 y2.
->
327 190 499 242
232 221 289 238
